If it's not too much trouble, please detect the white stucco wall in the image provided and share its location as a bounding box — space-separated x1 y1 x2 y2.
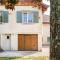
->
11 34 18 51
0 6 42 34
43 24 50 45
0 6 43 51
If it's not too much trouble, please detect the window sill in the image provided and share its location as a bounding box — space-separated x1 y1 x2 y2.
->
0 22 8 24
17 23 38 24
42 44 50 47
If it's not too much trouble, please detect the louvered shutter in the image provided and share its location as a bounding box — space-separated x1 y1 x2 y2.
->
2 11 8 23
32 11 39 23
0 11 2 23
16 11 22 23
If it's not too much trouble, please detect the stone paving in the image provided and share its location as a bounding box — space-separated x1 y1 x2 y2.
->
0 47 50 57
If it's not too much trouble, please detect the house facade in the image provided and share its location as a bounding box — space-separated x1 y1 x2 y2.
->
43 14 50 46
0 0 48 51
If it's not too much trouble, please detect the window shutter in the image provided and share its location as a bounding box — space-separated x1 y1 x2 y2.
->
0 15 2 22
2 11 8 23
17 11 22 23
0 11 2 23
33 11 39 23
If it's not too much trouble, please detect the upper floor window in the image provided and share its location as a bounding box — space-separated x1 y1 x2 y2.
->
16 11 39 24
0 11 8 24
22 13 33 23
47 37 50 44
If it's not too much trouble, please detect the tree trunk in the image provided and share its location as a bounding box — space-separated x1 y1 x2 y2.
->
50 0 60 60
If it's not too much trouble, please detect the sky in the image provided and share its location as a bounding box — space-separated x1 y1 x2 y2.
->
42 0 50 15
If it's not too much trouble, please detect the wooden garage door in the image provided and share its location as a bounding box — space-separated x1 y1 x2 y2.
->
18 34 24 51
18 34 38 51
25 35 31 50
31 35 38 51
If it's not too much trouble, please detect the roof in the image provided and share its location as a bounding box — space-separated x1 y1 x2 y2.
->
0 0 49 12
16 1 49 12
41 3 49 12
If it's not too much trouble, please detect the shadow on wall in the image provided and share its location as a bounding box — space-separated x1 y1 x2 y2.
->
0 47 4 52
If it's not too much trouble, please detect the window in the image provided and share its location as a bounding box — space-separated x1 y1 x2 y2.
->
42 37 50 46
28 13 33 23
16 11 39 23
22 13 27 23
47 37 50 44
0 11 8 24
22 12 33 23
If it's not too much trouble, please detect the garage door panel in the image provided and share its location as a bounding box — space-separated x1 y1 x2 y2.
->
31 35 38 51
25 35 31 50
18 34 24 51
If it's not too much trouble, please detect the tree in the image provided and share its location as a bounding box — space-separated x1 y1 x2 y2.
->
50 0 60 60
0 0 18 10
0 0 42 10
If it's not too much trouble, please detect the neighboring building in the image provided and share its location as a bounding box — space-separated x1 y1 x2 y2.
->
43 14 50 46
0 0 48 51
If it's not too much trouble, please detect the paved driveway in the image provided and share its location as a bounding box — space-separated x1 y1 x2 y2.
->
0 47 50 57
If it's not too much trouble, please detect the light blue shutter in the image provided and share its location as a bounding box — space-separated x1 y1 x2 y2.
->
0 11 2 22
0 16 2 22
2 11 8 23
32 11 39 23
16 11 22 23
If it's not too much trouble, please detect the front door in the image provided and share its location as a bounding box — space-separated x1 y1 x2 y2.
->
1 34 11 51
18 34 38 51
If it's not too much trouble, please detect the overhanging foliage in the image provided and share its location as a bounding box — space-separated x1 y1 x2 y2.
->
1 0 42 10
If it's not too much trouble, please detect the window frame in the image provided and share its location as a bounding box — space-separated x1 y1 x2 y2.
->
22 12 33 24
0 11 8 24
47 37 50 44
